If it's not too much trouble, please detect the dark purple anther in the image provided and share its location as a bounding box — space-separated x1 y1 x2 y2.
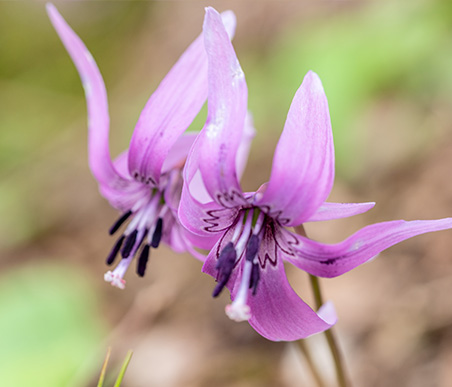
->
213 242 237 297
249 262 260 296
137 244 150 277
151 218 163 248
106 235 125 265
122 229 138 258
109 210 132 235
215 242 236 270
245 234 259 262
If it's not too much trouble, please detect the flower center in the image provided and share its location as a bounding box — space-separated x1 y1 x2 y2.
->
213 209 265 322
104 189 167 289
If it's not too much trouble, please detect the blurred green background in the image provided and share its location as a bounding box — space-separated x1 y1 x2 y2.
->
1 1 452 386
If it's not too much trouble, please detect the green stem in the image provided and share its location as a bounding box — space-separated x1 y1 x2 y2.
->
297 340 326 387
309 274 349 387
294 225 349 387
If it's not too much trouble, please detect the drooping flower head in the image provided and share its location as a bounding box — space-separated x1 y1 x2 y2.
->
46 4 238 288
179 7 452 341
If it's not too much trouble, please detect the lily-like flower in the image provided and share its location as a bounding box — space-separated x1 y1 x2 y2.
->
46 4 238 288
179 7 452 341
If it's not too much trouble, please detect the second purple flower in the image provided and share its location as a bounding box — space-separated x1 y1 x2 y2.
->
47 4 238 288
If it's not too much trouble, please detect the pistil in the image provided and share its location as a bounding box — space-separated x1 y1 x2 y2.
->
234 210 254 259
104 256 133 290
223 210 265 321
225 259 253 321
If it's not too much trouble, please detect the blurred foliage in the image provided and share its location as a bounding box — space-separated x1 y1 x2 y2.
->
0 264 106 386
245 0 452 178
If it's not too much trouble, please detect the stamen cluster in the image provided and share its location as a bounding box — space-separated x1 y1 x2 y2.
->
104 190 166 288
213 209 265 321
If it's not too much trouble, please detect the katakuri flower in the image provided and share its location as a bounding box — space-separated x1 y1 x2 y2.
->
47 4 238 289
179 7 452 341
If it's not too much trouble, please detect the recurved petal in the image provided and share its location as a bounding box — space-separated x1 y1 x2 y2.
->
178 180 238 247
127 9 237 187
167 220 189 254
202 227 241 288
98 182 146 212
183 227 218 256
184 112 255 206
246 231 336 341
112 150 132 179
248 274 336 341
248 259 337 341
47 4 126 188
161 132 198 175
306 201 376 222
286 218 452 278
184 240 208 261
195 7 248 207
91 150 145 211
258 71 334 226
235 112 256 181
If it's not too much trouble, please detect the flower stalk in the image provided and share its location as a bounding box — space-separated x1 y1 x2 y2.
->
310 274 349 387
296 340 326 387
295 225 349 387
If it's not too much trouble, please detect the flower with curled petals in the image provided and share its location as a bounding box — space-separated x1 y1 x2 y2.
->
46 4 239 289
179 7 452 341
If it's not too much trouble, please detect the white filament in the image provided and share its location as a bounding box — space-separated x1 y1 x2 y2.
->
225 260 253 322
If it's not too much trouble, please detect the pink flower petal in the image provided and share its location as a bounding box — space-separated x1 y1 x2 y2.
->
127 9 237 187
285 218 452 278
202 222 336 341
235 112 256 180
164 218 188 254
306 201 376 222
258 71 335 226
179 114 253 245
111 150 131 179
194 7 248 207
98 182 146 212
95 150 147 211
178 182 238 249
47 4 127 189
202 228 241 289
245 224 336 341
161 132 198 175
247 262 336 341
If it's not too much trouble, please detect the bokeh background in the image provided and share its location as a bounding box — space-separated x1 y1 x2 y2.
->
1 0 452 386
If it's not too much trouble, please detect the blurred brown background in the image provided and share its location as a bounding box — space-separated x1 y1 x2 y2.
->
1 1 452 386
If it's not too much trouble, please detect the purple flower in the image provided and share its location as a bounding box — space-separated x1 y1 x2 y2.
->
46 4 238 289
179 7 452 341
